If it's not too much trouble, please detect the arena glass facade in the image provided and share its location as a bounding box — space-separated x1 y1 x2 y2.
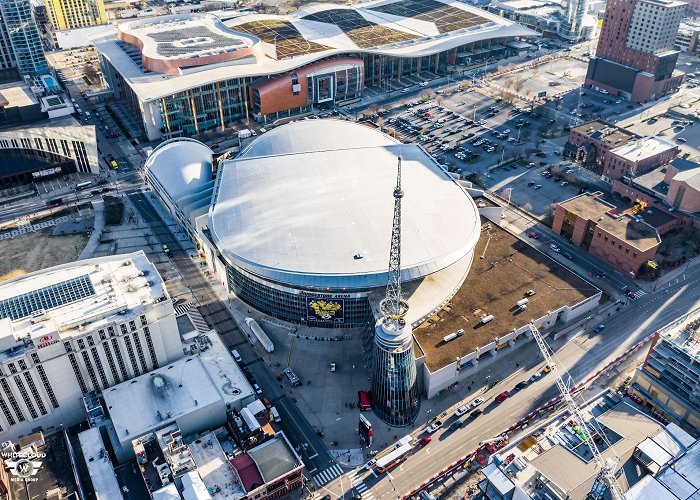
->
225 263 374 329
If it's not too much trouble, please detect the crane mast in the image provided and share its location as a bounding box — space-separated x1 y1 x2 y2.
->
527 323 624 500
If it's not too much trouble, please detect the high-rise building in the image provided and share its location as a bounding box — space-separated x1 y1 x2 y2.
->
0 251 183 441
585 0 687 103
45 0 106 31
560 0 589 39
630 308 700 431
0 0 49 77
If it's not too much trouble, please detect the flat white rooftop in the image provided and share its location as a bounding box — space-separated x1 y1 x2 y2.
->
78 428 123 500
612 136 677 163
104 355 222 443
209 120 481 290
187 431 245 499
0 251 168 361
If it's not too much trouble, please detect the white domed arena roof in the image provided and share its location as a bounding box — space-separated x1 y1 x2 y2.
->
145 138 213 201
209 120 480 290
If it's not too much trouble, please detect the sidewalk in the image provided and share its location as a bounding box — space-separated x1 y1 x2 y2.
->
78 199 104 260
636 258 700 293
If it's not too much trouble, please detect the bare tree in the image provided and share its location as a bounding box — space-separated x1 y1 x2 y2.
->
512 78 524 92
83 64 99 84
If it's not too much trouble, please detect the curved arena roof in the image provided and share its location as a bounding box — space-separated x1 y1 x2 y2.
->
92 0 538 101
145 138 213 200
209 120 481 290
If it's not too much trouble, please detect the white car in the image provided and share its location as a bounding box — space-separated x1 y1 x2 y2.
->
550 244 561 253
253 383 263 395
615 100 622 104
364 459 377 470
401 88 411 93
471 397 484 408
419 81 429 87
455 406 469 417
426 421 443 433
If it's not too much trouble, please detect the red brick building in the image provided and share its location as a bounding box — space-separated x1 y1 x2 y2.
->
564 120 678 180
552 192 661 276
585 0 686 103
612 157 700 228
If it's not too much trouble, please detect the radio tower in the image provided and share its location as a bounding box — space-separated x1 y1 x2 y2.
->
371 156 420 426
380 156 410 329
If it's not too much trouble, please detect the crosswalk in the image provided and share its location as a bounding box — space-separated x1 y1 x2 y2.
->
313 464 344 487
633 290 647 299
350 470 374 500
174 302 210 333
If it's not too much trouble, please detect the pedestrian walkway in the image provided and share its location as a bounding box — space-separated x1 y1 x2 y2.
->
633 289 647 299
350 471 374 500
313 464 344 487
174 302 210 333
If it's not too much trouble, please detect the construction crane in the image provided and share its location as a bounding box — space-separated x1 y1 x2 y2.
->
527 323 624 500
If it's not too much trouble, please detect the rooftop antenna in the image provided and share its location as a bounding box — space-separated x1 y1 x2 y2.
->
379 156 409 330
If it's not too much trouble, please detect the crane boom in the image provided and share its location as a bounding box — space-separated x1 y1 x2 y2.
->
527 323 624 500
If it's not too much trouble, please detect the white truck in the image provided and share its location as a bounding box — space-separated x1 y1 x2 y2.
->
244 317 274 352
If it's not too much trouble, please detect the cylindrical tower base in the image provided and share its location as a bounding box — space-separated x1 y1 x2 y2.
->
371 318 420 426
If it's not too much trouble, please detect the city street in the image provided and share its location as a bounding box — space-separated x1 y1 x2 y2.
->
321 272 700 500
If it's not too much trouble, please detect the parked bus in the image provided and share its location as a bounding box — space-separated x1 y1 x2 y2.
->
76 181 93 190
46 198 63 208
375 443 412 474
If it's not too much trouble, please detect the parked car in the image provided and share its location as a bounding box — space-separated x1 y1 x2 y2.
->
594 324 605 333
471 397 484 408
469 409 482 419
529 373 542 383
418 436 432 446
550 244 561 253
528 231 539 239
515 381 528 390
495 391 510 404
563 252 573 260
455 406 469 417
253 383 263 395
449 419 464 430
426 420 443 433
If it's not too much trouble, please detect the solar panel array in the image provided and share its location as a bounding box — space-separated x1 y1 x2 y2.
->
302 9 418 49
235 20 331 59
0 275 96 321
367 0 489 34
149 27 245 57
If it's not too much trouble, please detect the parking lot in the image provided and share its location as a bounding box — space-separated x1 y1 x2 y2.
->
383 87 562 178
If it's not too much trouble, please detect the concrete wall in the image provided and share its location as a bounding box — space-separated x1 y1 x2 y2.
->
422 295 600 398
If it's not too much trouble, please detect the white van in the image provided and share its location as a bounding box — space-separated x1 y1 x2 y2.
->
230 348 242 363
270 406 281 422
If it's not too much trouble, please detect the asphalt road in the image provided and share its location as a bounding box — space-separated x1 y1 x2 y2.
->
322 270 700 500
127 191 336 482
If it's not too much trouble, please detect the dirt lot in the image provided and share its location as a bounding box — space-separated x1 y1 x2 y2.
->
414 217 599 370
0 228 88 282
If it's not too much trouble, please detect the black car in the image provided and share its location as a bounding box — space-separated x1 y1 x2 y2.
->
563 252 573 260
515 381 528 390
469 409 482 419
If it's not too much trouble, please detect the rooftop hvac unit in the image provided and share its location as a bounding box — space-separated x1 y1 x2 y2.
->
30 310 48 324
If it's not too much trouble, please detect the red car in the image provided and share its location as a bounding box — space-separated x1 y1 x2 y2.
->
528 231 539 239
418 436 432 447
495 391 510 404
